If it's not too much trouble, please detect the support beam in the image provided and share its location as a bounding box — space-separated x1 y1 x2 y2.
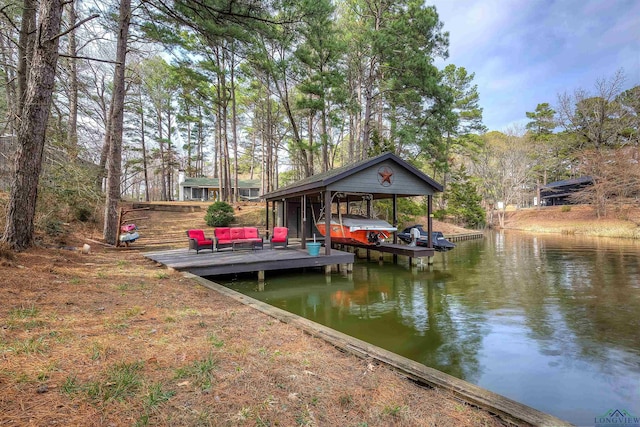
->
301 195 307 249
427 195 433 249
392 194 398 243
282 199 287 228
324 190 332 255
265 200 270 238
392 194 398 263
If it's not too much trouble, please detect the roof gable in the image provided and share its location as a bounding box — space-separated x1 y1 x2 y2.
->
264 152 442 200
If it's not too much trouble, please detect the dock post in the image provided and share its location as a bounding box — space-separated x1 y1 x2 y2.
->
427 256 434 265
347 263 353 272
324 265 332 275
258 270 265 282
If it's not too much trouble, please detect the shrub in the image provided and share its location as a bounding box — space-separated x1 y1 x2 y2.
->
74 206 94 222
561 205 572 212
205 202 235 227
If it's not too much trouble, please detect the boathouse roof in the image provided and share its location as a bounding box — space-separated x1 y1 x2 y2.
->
540 176 593 189
263 152 443 201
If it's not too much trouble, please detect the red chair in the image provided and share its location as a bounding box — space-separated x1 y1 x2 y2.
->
270 227 289 249
186 229 214 254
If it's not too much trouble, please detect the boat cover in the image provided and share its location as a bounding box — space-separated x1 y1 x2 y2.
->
330 215 397 232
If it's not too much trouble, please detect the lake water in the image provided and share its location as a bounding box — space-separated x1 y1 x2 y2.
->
219 231 640 426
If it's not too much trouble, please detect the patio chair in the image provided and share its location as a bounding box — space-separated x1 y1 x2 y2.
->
186 229 214 254
270 227 289 249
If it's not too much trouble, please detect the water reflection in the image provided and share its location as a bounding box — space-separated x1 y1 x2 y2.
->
221 231 640 425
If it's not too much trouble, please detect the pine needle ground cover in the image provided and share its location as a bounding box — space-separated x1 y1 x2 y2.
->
0 246 506 427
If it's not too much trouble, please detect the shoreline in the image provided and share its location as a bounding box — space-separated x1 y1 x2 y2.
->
496 205 640 240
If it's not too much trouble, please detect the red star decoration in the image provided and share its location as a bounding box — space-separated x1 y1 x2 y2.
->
379 168 393 185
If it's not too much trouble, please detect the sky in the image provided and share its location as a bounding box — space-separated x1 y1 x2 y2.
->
430 0 640 132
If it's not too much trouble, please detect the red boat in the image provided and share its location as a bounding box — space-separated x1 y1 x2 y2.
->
316 214 397 246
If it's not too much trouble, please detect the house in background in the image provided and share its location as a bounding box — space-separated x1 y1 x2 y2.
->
177 170 262 202
539 176 593 206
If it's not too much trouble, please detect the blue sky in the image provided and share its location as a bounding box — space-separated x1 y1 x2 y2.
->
431 0 640 132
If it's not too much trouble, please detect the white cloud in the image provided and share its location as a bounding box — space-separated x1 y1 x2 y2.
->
430 0 640 131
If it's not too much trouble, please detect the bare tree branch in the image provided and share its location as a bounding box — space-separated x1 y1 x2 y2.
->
49 13 99 42
59 53 121 65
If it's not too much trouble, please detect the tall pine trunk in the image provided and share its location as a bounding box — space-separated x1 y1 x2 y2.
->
17 0 36 114
103 0 131 245
3 0 64 251
65 0 78 158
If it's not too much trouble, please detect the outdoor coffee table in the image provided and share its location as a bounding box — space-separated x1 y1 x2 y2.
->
232 240 260 251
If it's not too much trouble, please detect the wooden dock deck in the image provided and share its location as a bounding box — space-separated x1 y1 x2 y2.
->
331 242 435 259
144 246 355 278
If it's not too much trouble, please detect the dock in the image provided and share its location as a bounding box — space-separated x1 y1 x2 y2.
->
333 241 434 257
448 232 484 242
144 246 355 279
330 241 435 265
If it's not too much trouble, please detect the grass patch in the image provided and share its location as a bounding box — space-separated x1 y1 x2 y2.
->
7 305 48 330
207 333 224 348
174 354 218 390
339 394 353 408
143 382 175 410
8 335 48 355
61 374 80 395
86 361 144 402
9 304 39 319
382 404 407 418
124 306 144 318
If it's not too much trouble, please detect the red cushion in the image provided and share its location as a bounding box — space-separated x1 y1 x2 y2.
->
230 227 245 240
188 229 205 240
198 239 213 246
243 228 259 239
272 227 288 242
214 227 230 240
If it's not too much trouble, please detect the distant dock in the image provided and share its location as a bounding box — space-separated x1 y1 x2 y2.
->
447 232 484 242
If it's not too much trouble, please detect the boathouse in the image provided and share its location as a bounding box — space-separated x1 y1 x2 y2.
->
539 176 593 206
263 152 443 255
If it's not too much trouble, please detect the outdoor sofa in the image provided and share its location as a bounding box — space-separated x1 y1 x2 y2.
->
214 227 263 251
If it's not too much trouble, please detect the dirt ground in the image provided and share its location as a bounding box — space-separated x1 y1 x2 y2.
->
0 220 508 426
